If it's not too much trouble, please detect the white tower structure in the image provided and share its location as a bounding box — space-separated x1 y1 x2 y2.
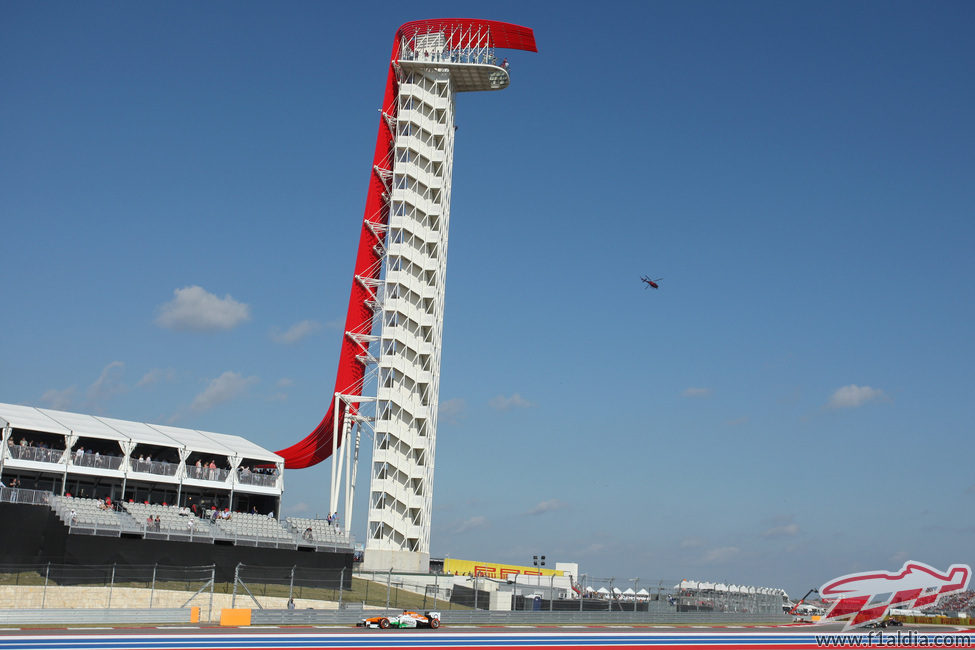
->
274 19 536 574
362 22 535 572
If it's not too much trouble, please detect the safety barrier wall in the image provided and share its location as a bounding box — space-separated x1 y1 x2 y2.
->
0 607 194 625
250 608 794 625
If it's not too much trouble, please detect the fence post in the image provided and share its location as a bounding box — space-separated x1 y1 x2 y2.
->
289 566 295 601
473 574 478 610
108 563 116 609
232 563 240 609
209 566 215 622
434 572 439 609
338 567 344 607
550 574 554 612
42 562 50 609
385 569 391 611
150 563 157 609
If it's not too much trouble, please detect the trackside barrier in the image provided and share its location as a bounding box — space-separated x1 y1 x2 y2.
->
249 608 794 626
220 608 252 626
0 607 197 625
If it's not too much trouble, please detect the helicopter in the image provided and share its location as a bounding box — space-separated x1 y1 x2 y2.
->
641 275 663 289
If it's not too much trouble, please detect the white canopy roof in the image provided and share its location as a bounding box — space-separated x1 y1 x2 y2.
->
596 587 610 594
0 402 281 464
96 416 183 449
42 408 130 442
0 403 71 436
149 423 236 457
200 430 281 463
622 588 635 595
636 588 649 596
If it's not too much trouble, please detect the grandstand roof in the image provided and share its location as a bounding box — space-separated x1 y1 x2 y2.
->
0 403 71 436
0 402 281 463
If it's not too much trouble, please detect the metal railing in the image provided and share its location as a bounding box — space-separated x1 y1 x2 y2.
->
237 471 277 487
185 465 230 482
400 47 499 66
71 453 124 470
5 445 66 464
129 458 178 476
0 485 52 506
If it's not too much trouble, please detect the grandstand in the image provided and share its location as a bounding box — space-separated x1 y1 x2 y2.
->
673 579 788 613
0 403 353 573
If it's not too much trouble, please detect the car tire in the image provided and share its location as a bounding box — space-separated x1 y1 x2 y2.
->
430 618 440 629
379 618 390 629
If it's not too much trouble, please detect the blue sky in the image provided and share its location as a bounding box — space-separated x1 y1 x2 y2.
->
2 1 973 596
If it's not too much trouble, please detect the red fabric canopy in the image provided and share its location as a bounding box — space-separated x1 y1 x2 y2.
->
275 20 536 469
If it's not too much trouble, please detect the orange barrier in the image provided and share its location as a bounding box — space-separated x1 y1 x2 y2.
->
220 608 252 626
190 607 200 623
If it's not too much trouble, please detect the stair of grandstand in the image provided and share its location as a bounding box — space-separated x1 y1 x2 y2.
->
286 516 351 547
51 495 132 537
122 501 214 541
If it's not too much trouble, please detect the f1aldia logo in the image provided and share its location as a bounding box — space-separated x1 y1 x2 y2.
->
819 560 971 630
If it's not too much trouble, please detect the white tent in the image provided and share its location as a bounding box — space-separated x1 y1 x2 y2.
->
636 588 650 597
612 587 622 595
596 587 610 595
622 587 636 596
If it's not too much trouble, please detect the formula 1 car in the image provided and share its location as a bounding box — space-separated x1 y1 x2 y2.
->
863 618 903 629
357 610 441 629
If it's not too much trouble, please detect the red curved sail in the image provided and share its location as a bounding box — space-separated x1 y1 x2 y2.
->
275 19 537 469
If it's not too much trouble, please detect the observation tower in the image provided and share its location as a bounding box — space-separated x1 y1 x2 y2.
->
276 19 536 572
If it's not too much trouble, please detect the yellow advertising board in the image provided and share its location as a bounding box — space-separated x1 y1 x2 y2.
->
443 558 563 579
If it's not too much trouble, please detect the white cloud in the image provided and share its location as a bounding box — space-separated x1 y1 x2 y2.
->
701 546 740 564
449 516 488 534
438 398 467 425
579 543 610 555
525 499 566 516
828 384 888 409
489 393 534 411
137 368 176 388
288 502 310 514
155 285 250 331
682 387 712 398
190 371 258 412
680 537 706 549
270 319 321 344
86 361 126 408
40 386 76 410
761 523 800 538
277 378 294 388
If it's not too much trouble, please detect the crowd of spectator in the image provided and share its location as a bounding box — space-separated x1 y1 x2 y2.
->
6 439 279 486
6 437 66 464
934 590 975 613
